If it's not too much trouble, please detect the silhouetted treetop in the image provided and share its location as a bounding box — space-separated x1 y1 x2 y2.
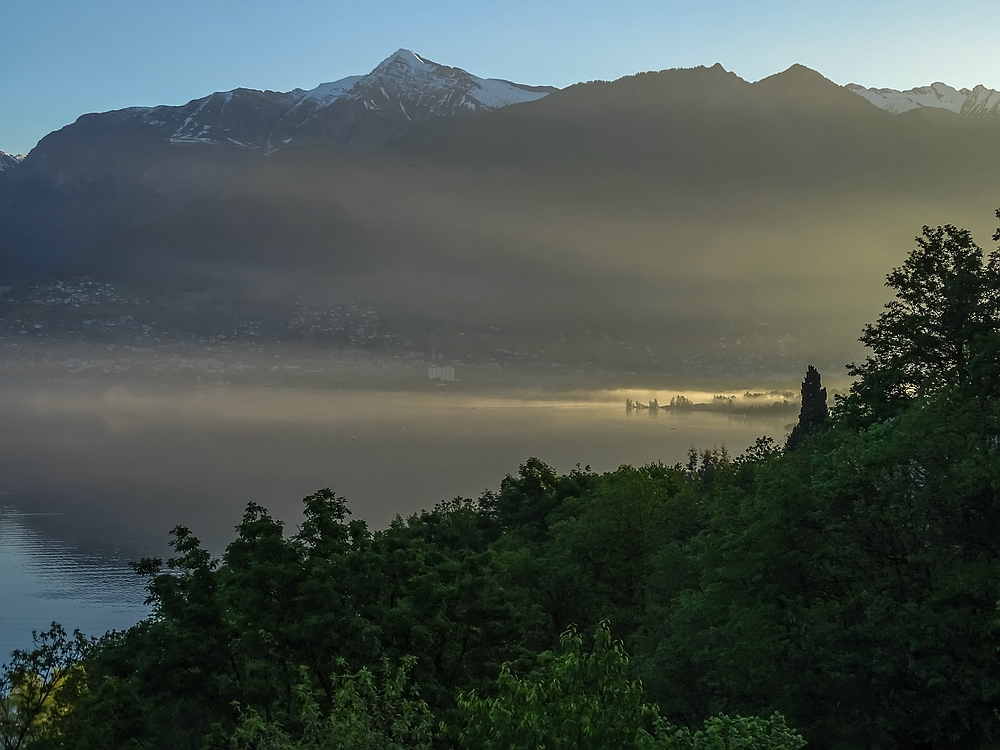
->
844 221 1000 421
787 365 827 448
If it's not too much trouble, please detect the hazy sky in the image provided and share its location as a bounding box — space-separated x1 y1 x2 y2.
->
3 0 999 155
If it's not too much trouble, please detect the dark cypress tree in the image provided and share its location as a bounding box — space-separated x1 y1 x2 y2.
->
787 365 827 449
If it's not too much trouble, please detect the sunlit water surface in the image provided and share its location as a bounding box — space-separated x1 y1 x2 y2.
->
0 383 792 658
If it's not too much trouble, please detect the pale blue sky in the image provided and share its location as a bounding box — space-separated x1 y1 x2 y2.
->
3 0 999 155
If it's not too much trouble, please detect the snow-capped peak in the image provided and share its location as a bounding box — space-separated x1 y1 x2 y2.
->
290 51 440 113
264 49 555 151
33 49 555 158
344 49 553 115
376 49 435 73
963 84 1000 118
0 150 25 171
847 81 1000 120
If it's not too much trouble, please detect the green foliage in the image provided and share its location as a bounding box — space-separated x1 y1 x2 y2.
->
0 624 90 750
844 222 1000 421
653 714 805 750
230 659 435 750
458 621 656 750
646 389 1000 749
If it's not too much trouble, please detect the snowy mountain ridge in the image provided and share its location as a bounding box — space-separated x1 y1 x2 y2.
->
264 49 554 151
847 81 1000 119
0 48 557 265
345 49 551 113
0 151 25 171
42 49 555 155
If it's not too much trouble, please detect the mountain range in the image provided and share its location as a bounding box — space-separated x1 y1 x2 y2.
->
847 81 1000 118
5 53 998 175
2 52 1000 374
0 49 554 275
56 49 555 156
2 51 996 270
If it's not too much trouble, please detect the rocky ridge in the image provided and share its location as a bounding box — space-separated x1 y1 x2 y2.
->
0 151 25 171
847 81 1000 119
35 49 555 157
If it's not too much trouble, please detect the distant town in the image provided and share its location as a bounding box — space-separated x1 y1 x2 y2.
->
0 276 851 386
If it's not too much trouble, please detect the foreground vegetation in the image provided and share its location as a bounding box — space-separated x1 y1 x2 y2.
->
4 215 1000 749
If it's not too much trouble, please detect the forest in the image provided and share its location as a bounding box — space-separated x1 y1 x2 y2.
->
3 214 1000 750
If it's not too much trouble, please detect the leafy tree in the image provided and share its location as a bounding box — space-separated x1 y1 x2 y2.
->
539 464 690 644
459 622 805 750
221 491 383 710
483 458 596 542
844 221 1000 421
0 624 90 750
375 500 534 711
231 659 435 750
458 621 657 750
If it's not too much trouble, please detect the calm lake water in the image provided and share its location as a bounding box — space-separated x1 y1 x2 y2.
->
0 382 792 659
0 507 149 662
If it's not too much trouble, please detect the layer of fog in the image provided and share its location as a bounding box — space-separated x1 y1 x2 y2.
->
105 143 1000 374
0 382 792 555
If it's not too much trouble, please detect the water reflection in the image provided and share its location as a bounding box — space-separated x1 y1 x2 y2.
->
0 507 149 661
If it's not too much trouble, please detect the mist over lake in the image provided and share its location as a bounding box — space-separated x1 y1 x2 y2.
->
0 381 793 555
0 377 794 658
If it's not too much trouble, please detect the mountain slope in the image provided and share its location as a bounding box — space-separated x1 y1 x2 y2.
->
0 151 24 171
147 88 306 148
0 50 555 277
80 64 1000 368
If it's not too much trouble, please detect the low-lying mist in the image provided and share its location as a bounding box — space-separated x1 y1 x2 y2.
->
0 379 793 555
88 133 1000 376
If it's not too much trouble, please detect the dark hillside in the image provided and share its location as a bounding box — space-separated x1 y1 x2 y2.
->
69 64 1000 368
0 125 259 276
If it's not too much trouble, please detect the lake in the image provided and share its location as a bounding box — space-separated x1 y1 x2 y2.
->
0 506 149 663
0 382 793 658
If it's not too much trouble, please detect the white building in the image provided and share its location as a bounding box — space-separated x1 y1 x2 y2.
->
428 365 456 381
